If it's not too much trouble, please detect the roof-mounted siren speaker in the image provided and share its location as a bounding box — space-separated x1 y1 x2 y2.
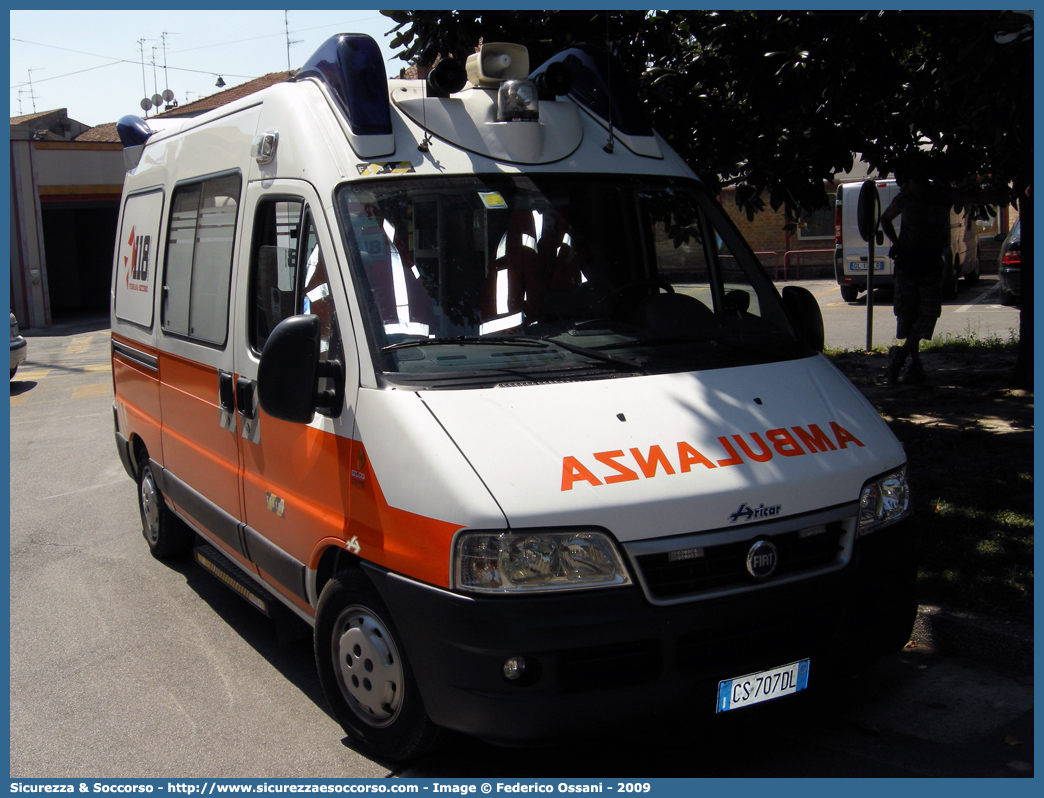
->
533 61 571 101
426 58 468 98
117 115 153 171
466 43 530 88
296 33 394 158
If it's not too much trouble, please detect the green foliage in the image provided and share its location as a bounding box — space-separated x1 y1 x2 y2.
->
380 10 1032 218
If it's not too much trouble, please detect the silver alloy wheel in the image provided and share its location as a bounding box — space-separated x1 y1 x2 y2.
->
331 605 404 727
140 467 161 546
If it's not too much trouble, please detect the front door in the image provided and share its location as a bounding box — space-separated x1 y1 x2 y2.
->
232 181 360 615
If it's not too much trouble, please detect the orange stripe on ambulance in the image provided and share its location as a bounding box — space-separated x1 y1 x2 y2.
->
561 422 864 491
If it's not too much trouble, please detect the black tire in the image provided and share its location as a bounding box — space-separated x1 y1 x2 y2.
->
839 285 859 302
315 570 440 762
137 459 194 559
999 287 1018 306
964 250 980 284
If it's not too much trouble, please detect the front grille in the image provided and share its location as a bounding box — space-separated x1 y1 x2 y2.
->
634 522 846 602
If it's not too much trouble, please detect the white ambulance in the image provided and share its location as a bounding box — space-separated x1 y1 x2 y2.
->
834 178 981 302
111 35 916 762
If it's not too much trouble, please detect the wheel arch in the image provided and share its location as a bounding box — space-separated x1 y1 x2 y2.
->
314 543 364 605
131 435 149 479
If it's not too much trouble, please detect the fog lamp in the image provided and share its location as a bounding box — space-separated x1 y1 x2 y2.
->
503 656 527 680
497 80 539 122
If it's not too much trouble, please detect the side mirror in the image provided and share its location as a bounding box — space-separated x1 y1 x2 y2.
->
781 286 825 353
723 289 751 315
257 315 343 424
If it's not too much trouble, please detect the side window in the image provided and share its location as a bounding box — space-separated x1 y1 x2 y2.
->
114 189 164 329
162 173 242 345
249 199 339 369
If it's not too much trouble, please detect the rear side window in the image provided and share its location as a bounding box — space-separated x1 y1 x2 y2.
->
114 189 164 329
162 172 242 345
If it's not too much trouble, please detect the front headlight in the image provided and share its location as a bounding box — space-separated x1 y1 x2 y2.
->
453 529 632 593
858 466 911 535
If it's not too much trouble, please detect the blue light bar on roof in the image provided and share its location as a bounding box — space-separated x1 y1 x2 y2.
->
296 34 392 138
530 46 652 138
116 115 153 148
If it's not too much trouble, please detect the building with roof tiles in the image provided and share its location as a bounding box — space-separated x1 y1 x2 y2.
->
10 74 291 328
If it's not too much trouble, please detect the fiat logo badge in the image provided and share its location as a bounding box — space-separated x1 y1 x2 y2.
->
746 540 778 579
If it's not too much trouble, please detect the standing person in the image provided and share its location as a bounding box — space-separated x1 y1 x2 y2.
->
879 166 952 385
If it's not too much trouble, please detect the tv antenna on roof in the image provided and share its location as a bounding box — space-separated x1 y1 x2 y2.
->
26 67 41 114
285 11 302 72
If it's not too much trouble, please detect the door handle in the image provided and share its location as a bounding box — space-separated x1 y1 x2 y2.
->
218 371 235 413
236 377 256 420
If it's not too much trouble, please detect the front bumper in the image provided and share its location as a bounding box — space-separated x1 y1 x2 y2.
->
836 273 896 292
999 266 1021 298
368 518 918 744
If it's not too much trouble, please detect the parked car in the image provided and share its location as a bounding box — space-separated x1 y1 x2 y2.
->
996 218 1022 306
10 311 27 378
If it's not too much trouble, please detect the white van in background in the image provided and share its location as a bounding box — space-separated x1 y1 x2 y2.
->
834 179 981 302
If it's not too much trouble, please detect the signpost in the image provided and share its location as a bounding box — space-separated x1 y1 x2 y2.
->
857 179 881 351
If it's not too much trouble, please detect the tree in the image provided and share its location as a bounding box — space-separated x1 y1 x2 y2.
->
381 10 1032 384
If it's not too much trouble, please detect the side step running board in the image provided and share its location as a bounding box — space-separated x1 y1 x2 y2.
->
194 542 275 618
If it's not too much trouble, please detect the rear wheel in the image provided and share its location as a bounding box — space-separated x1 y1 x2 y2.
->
839 285 859 302
964 250 981 283
137 458 194 559
315 570 440 762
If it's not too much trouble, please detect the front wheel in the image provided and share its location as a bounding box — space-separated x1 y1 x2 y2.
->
315 570 440 762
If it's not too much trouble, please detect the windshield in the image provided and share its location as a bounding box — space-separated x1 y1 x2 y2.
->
334 174 804 387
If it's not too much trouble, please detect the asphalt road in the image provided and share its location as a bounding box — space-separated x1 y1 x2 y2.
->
7 320 1032 779
787 273 1020 351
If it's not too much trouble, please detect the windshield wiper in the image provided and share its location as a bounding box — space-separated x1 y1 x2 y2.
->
383 334 647 374
540 336 648 374
382 336 552 353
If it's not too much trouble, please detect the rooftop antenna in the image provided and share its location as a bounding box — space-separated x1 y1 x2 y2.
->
138 38 159 115
148 46 165 109
284 11 302 72
27 67 41 114
161 32 178 106
137 39 149 100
